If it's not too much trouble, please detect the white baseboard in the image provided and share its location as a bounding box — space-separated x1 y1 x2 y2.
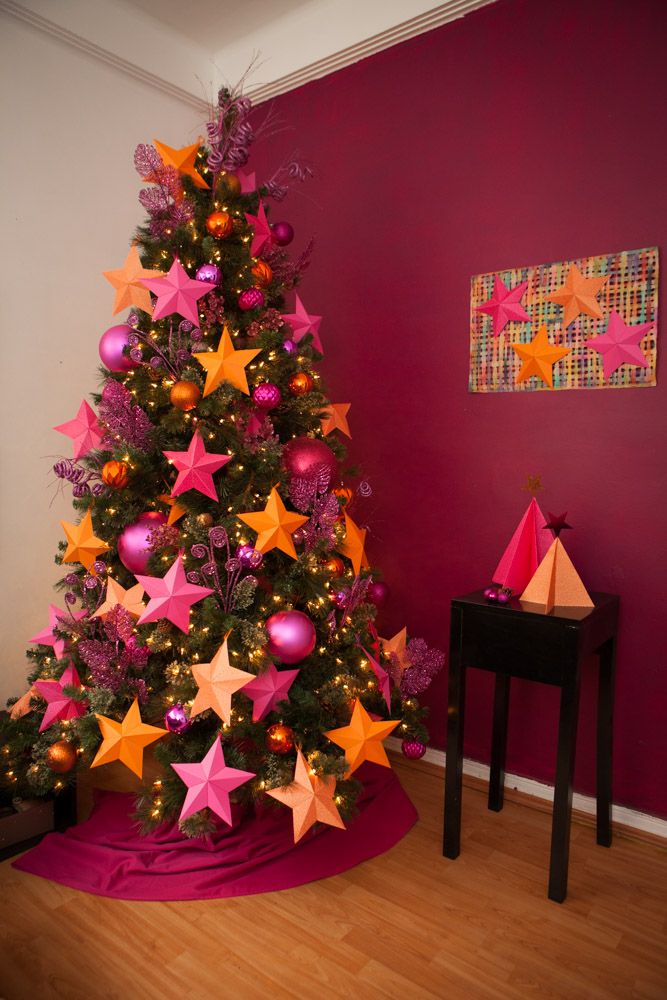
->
388 738 667 841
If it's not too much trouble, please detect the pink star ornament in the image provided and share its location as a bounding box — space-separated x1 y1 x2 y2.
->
136 551 214 633
359 644 391 711
476 276 531 337
163 431 231 502
244 202 273 257
30 604 86 660
140 258 216 326
171 737 255 824
243 662 300 722
35 663 87 732
282 295 323 353
585 311 653 380
54 401 104 459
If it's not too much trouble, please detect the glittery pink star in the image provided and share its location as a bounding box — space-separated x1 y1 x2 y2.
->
163 430 231 502
359 644 391 711
54 401 104 460
140 258 216 326
585 311 653 380
243 662 300 722
476 276 531 336
282 295 323 353
136 551 214 633
34 663 87 732
244 202 273 257
171 737 255 824
29 604 86 660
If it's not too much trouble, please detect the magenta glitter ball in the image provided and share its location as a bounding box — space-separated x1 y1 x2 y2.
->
265 610 316 664
196 263 221 284
272 221 294 246
238 288 265 311
282 437 338 481
236 544 263 569
117 511 168 573
401 739 427 760
164 703 190 734
252 383 282 410
367 581 390 607
99 324 135 372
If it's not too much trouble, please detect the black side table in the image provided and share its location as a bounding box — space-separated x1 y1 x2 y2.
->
443 590 619 902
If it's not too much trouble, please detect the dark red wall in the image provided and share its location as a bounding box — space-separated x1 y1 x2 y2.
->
251 0 667 817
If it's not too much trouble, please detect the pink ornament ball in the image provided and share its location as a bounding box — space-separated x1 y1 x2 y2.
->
99 324 135 372
238 288 265 311
282 437 338 482
117 511 168 573
252 383 282 410
484 587 498 602
236 544 263 569
265 610 316 664
196 263 221 284
401 739 427 760
164 703 190 734
272 221 294 246
496 591 510 605
367 581 390 607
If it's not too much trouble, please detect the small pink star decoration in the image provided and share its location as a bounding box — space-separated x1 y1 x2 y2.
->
244 202 273 257
163 430 232 501
171 737 255 825
282 295 323 353
475 276 531 337
29 604 87 660
140 258 216 326
585 311 653 380
358 644 391 712
34 663 87 732
54 401 104 460
136 551 214 633
243 662 300 722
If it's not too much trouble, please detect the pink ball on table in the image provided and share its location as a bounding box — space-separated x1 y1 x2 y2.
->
99 324 135 372
265 610 316 664
117 511 168 573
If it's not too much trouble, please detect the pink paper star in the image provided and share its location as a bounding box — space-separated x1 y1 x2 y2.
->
163 430 231 502
54 401 104 460
140 258 216 326
282 295 323 353
30 604 86 660
136 551 214 633
476 276 531 336
243 662 300 722
585 311 653 380
244 202 273 257
171 737 255 824
34 663 87 732
236 169 256 193
359 644 391 711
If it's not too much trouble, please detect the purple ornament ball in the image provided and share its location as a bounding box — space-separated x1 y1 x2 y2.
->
99 324 135 372
282 436 338 481
236 544 263 569
272 221 294 246
282 339 296 355
252 383 282 410
265 610 316 664
164 703 190 734
367 581 390 607
117 511 168 573
484 587 498 602
401 739 427 760
238 288 265 311
196 263 221 284
496 591 510 605
333 589 349 609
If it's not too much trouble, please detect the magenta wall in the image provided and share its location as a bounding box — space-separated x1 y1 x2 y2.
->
251 0 667 818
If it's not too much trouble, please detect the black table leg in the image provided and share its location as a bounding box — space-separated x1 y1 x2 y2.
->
596 637 616 847
489 673 511 812
443 605 466 859
548 668 582 903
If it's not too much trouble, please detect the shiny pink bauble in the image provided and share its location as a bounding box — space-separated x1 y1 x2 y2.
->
99 324 135 372
496 591 510 605
252 383 281 410
401 739 427 760
196 263 221 284
117 512 168 573
271 221 294 246
238 288 265 311
164 703 190 734
367 581 390 607
282 437 337 481
265 610 316 664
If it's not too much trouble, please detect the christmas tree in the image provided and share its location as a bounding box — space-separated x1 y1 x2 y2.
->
1 87 443 842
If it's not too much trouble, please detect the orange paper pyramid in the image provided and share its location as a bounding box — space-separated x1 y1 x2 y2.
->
492 497 550 593
520 538 593 614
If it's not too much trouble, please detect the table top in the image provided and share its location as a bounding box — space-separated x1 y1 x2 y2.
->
452 589 619 625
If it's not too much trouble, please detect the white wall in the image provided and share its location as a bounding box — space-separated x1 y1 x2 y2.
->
0 16 205 702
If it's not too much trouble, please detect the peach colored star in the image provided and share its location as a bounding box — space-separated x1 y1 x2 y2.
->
189 634 255 725
546 263 608 327
379 627 409 672
102 245 164 316
265 749 345 842
91 577 145 620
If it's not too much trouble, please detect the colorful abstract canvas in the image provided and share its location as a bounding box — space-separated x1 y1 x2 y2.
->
469 247 658 392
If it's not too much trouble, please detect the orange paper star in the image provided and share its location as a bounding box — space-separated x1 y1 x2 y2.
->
158 493 187 525
265 749 345 842
91 577 145 620
193 326 261 397
238 488 308 559
512 325 571 388
91 698 167 778
190 635 255 724
325 699 400 775
546 263 608 328
321 403 351 438
379 627 409 671
153 138 209 190
60 510 110 570
338 512 369 575
102 245 164 316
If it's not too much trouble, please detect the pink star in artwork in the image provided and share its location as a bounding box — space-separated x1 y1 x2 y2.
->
34 663 87 732
136 551 214 634
140 258 216 326
282 295 323 354
236 168 256 193
54 401 104 460
29 604 86 660
244 202 273 257
163 430 231 502
171 737 255 824
476 276 531 336
585 311 653 380
243 662 300 722
359 644 391 711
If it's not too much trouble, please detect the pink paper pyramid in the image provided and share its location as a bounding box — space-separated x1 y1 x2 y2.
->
492 497 551 594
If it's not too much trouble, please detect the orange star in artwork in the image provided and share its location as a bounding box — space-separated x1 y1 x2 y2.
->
158 493 187 526
325 699 400 775
102 245 164 316
193 326 262 397
91 577 145 620
265 749 345 843
91 698 167 779
189 634 255 725
153 138 209 189
546 263 608 328
321 403 351 438
237 488 308 559
60 510 110 571
337 512 369 576
511 325 571 388
379 627 409 672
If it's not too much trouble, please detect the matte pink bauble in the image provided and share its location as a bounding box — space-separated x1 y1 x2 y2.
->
367 581 390 607
282 437 338 481
117 512 168 573
99 324 135 372
272 221 294 246
265 610 316 664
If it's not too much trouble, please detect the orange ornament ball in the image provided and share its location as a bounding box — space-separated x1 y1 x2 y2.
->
321 555 345 576
265 723 295 755
215 171 242 197
197 513 214 527
170 380 201 411
250 261 273 288
101 460 130 489
287 372 314 397
46 740 77 774
205 210 234 239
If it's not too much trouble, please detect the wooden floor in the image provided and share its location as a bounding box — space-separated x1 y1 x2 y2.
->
1 758 665 1000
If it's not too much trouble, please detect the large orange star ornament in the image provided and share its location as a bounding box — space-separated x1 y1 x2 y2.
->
338 512 369 575
321 403 351 438
153 138 209 190
265 749 345 843
91 698 167 778
546 263 608 327
379 627 409 672
511 325 571 388
91 577 146 620
238 488 308 559
60 510 110 570
189 634 255 725
193 326 261 397
325 699 400 774
102 245 164 316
